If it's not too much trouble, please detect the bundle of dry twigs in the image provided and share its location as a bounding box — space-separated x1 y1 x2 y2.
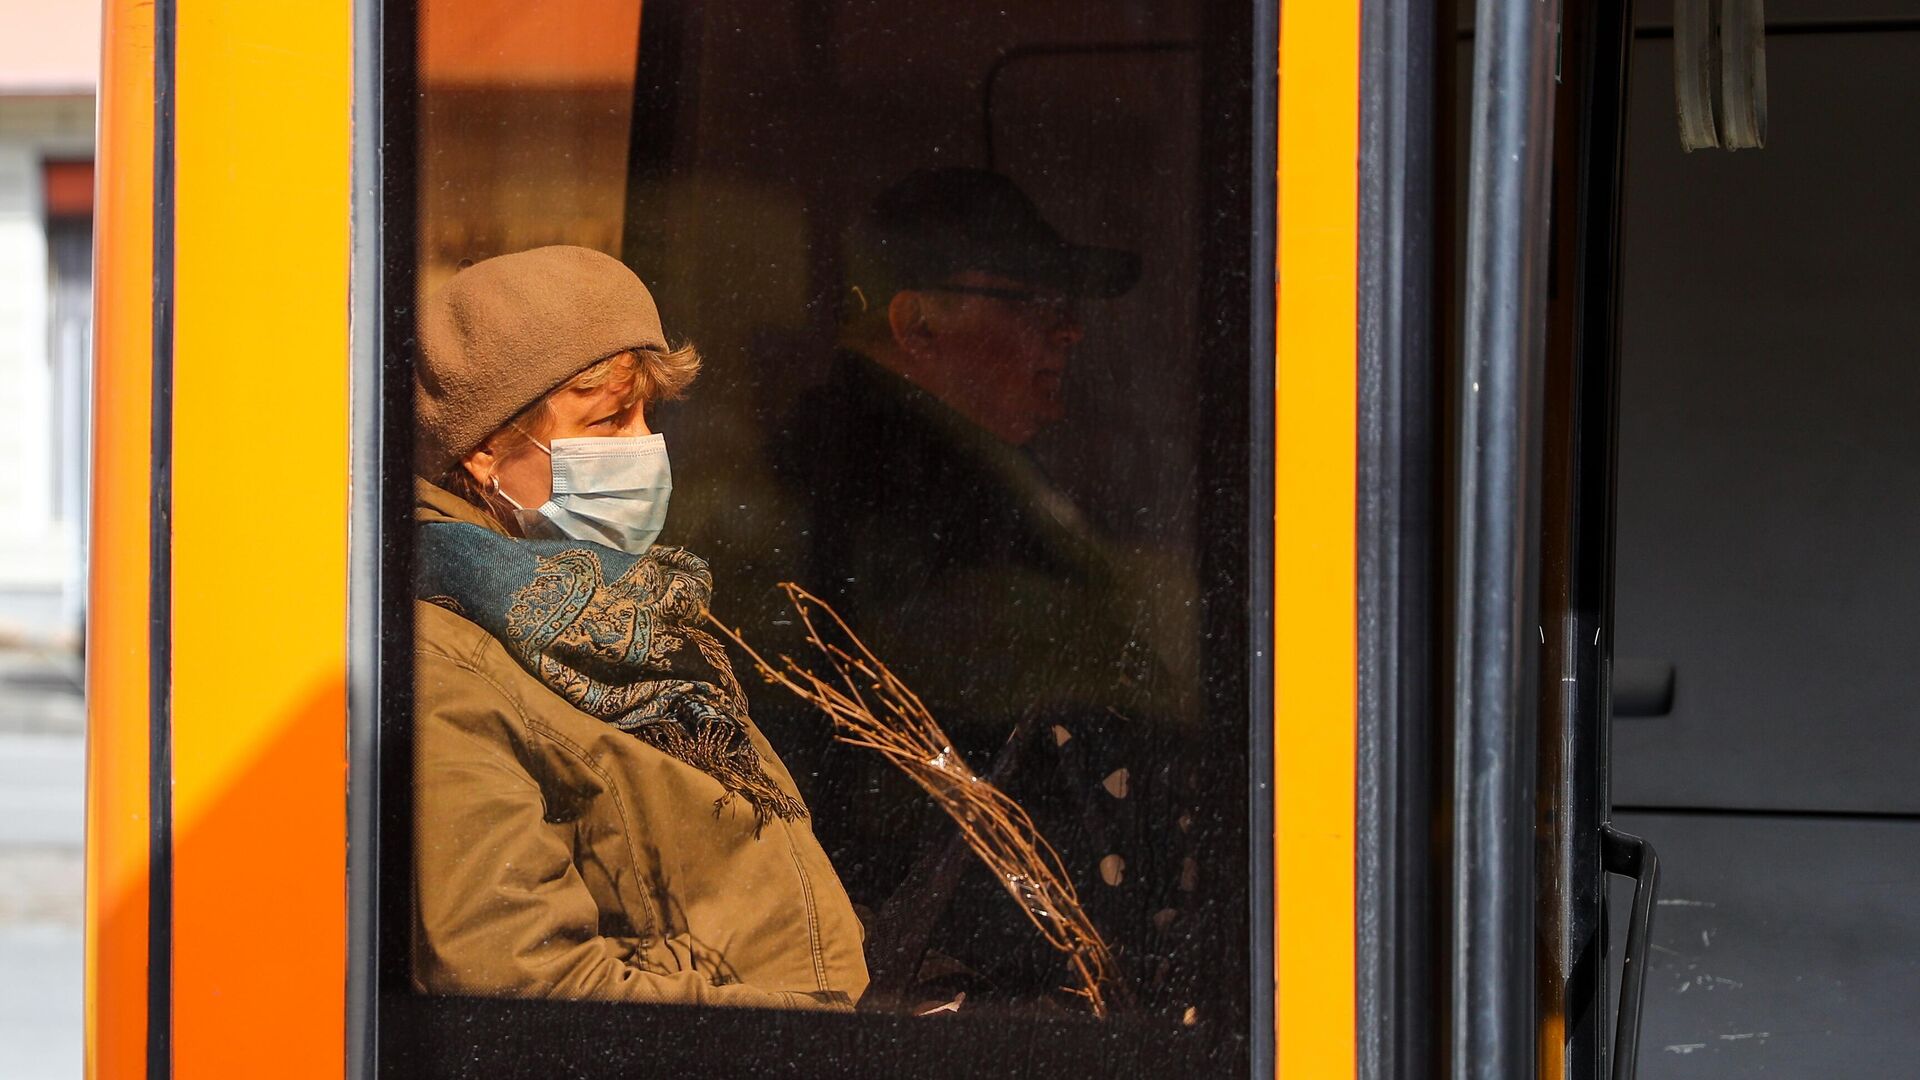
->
709 582 1121 1018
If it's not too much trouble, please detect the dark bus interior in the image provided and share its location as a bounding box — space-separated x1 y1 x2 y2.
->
1599 2 1920 1074
1437 2 1920 1075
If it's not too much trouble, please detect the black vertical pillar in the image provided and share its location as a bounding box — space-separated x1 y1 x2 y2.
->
1452 0 1560 1076
1356 0 1443 1075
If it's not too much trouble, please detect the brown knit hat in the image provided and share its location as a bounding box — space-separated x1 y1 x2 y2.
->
415 246 668 478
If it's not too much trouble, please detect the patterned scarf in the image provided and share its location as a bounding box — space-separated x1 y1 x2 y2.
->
416 521 806 828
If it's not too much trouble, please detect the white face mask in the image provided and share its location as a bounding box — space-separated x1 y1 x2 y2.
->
493 433 673 555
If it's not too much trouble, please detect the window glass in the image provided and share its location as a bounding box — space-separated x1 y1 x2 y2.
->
418 0 641 299
405 0 1253 1052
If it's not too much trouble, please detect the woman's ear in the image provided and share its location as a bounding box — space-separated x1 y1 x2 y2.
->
461 447 497 491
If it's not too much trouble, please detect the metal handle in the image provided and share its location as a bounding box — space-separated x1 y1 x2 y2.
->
1602 826 1660 1080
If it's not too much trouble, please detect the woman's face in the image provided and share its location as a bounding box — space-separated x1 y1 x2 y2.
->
481 377 652 509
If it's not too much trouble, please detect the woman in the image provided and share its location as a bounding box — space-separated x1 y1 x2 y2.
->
409 245 868 1009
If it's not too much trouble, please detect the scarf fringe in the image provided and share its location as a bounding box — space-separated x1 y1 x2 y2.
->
636 716 809 830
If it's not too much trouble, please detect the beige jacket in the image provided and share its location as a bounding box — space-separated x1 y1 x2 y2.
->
410 480 869 1008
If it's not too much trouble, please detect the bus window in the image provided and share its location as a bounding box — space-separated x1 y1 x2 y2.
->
392 1 1258 1067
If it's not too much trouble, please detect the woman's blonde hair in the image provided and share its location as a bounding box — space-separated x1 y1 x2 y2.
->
444 343 700 529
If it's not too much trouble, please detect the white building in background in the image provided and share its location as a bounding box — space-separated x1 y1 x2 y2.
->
0 2 97 644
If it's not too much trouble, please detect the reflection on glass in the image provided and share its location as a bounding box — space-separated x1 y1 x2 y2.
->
417 0 641 299
408 0 1246 1034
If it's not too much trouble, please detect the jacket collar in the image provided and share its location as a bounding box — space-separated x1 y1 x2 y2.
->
414 475 508 533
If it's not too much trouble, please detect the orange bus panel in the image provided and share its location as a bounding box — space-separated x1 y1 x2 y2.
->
87 1 157 1075
169 1 352 1075
1276 0 1361 1076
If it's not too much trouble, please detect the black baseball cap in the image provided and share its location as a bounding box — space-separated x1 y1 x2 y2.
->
851 168 1141 300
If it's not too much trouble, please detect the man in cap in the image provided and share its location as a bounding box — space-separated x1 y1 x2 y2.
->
779 168 1154 752
837 166 1140 447
770 170 1196 1010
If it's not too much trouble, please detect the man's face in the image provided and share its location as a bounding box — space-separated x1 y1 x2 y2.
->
910 270 1086 445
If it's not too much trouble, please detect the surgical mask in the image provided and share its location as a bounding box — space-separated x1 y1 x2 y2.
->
492 433 673 555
